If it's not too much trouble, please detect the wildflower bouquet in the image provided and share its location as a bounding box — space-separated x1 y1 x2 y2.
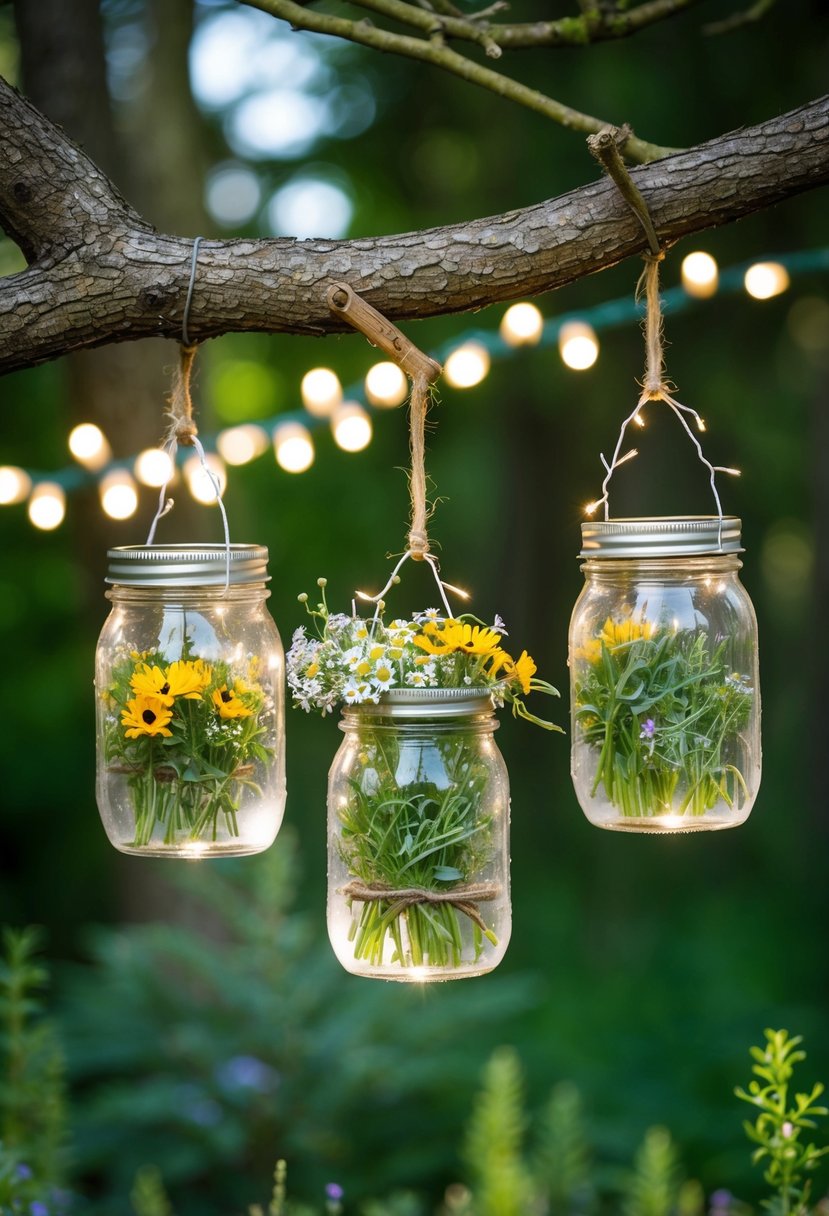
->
101 649 272 849
289 581 560 975
572 614 754 822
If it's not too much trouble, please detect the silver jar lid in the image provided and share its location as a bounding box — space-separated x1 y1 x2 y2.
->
580 516 743 559
106 544 270 587
343 687 495 720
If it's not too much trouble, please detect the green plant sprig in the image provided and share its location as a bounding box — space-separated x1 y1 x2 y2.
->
736 1029 829 1215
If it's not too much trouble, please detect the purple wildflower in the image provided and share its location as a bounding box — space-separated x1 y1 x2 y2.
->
16 1164 33 1181
709 1189 732 1213
326 1182 344 1201
640 718 656 739
30 1203 50 1216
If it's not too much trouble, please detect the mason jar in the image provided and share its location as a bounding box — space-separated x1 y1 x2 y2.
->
95 545 286 858
569 517 761 832
327 689 511 981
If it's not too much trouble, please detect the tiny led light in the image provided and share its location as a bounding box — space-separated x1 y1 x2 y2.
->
681 251 719 298
444 342 491 388
744 261 790 300
68 422 111 469
332 402 372 453
134 448 174 488
184 453 227 504
216 424 269 466
274 422 314 473
28 482 66 530
500 302 543 346
301 367 342 417
0 466 32 505
364 361 408 407
559 321 599 370
100 470 139 520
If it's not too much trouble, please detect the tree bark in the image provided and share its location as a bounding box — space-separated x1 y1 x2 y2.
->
1 80 828 374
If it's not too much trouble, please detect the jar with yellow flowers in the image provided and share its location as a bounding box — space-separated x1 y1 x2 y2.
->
95 545 286 857
569 518 761 833
287 585 561 980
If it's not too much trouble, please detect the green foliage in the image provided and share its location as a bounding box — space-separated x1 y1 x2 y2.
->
736 1029 829 1214
58 834 541 1214
0 927 68 1209
621 1127 684 1216
462 1047 536 1216
533 1081 596 1215
132 1165 174 1216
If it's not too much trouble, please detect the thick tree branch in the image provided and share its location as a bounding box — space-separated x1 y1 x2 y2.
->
1 79 828 375
244 0 676 163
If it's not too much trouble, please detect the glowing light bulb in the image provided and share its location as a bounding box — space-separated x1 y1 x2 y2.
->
744 262 790 300
216 424 269 466
444 342 490 388
331 402 372 452
274 422 314 473
134 448 174 488
28 482 66 530
68 423 111 470
500 302 543 346
0 466 32 505
100 470 139 520
559 321 599 370
364 361 408 407
301 367 342 417
681 251 719 298
184 453 227 504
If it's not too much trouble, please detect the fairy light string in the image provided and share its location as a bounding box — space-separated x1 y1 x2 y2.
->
145 236 233 589
585 128 741 541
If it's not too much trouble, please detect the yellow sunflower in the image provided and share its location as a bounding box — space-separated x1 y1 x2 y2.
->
414 621 502 658
599 615 656 648
490 649 536 694
130 664 174 705
165 659 212 699
212 685 252 720
121 694 173 739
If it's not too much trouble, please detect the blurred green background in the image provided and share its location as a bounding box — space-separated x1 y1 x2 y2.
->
1 1 828 1212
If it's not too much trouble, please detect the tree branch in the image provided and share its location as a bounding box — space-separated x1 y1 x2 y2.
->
1 78 828 375
244 0 677 163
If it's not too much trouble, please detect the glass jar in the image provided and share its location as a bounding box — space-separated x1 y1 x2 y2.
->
569 517 761 833
327 689 511 982
95 545 286 858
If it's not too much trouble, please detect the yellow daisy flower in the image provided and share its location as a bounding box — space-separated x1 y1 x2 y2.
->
414 621 502 657
166 659 212 699
508 650 537 695
599 615 656 648
121 694 173 739
212 685 252 720
130 664 174 705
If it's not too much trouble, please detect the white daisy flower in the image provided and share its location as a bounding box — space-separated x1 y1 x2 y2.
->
343 678 369 704
493 614 509 636
372 661 395 691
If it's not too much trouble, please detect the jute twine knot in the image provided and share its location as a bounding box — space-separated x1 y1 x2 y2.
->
341 880 500 935
637 251 669 400
167 342 200 447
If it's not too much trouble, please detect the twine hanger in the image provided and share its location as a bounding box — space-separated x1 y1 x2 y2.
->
585 127 740 548
145 236 233 591
327 283 465 619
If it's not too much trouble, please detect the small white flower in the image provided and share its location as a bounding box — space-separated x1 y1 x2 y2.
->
342 678 368 704
341 645 364 669
493 614 508 636
372 661 395 691
406 670 428 687
414 608 442 623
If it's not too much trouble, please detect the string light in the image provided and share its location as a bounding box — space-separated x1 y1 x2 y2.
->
444 342 490 388
274 421 314 473
134 448 175 488
744 262 791 300
184 452 227 503
68 423 111 470
331 403 372 452
301 368 342 417
100 470 139 520
681 251 719 298
27 483 66 530
364 361 408 407
559 321 599 370
500 302 544 346
216 423 269 465
0 466 32 505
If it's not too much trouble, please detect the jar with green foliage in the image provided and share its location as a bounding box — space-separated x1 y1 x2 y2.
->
95 545 286 857
327 689 511 981
569 517 761 832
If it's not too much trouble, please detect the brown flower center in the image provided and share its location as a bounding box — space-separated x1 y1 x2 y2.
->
142 709 157 725
220 690 232 703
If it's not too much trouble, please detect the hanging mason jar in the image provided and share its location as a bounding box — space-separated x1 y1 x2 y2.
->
569 517 761 833
327 689 511 981
95 545 286 858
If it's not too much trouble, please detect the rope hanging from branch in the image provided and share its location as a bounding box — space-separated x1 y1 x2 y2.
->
327 282 467 617
585 126 741 538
